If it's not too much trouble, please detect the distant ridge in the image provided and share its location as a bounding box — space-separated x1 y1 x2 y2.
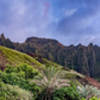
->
0 33 100 80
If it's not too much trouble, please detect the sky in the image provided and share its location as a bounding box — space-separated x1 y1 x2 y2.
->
0 0 100 45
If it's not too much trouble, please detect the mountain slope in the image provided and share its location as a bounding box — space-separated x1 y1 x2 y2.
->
0 45 85 81
15 37 96 77
0 34 100 79
1 45 100 89
0 46 43 70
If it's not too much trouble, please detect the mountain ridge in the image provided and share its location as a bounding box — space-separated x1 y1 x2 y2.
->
0 33 100 80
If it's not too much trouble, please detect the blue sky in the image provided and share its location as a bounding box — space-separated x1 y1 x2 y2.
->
0 0 100 45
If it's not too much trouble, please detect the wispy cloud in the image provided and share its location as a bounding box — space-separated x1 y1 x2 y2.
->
64 8 78 17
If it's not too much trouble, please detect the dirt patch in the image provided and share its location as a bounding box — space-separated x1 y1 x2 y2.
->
0 51 8 70
85 76 100 89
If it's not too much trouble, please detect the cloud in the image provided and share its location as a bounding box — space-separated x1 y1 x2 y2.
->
50 0 100 45
0 0 100 45
64 8 78 17
0 0 53 42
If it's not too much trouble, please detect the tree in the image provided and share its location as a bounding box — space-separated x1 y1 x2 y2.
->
31 67 70 100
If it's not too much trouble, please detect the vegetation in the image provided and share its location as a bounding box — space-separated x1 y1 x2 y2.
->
1 34 100 79
53 83 80 100
32 67 70 100
0 42 100 99
0 63 100 100
0 45 43 69
79 85 100 99
0 82 33 100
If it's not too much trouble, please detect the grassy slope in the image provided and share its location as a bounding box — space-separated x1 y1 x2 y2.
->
0 46 43 68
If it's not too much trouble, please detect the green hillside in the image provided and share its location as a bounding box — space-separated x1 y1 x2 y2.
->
0 46 100 100
0 46 43 69
0 46 84 78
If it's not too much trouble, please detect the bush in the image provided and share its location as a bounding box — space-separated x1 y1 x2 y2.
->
5 64 39 79
89 97 100 100
4 65 17 73
78 85 100 99
0 64 41 99
17 64 39 79
0 82 34 100
53 83 80 100
0 71 41 98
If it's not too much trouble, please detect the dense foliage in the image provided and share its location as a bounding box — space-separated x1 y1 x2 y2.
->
53 83 80 100
0 64 41 99
0 82 33 100
0 64 100 100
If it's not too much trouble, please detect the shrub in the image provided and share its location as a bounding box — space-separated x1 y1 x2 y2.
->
89 97 100 100
4 64 39 79
0 71 41 98
78 85 100 99
4 65 17 73
0 82 34 100
17 64 39 79
53 83 80 100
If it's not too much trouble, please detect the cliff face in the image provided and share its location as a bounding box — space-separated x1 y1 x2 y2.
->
0 34 98 78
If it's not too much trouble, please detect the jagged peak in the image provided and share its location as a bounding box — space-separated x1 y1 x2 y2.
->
0 33 5 39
